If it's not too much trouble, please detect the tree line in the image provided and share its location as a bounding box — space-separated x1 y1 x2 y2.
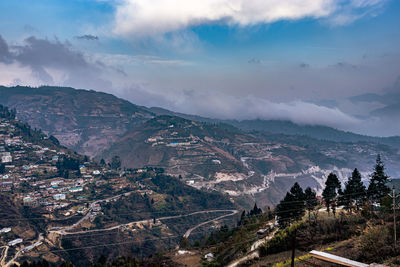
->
0 104 16 119
276 154 391 228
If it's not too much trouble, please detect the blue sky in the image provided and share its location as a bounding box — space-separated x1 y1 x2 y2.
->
0 0 399 136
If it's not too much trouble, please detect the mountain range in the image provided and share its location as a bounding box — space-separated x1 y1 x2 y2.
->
1 85 399 207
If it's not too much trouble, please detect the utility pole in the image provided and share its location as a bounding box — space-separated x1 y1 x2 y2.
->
291 228 297 267
394 186 396 248
389 186 399 248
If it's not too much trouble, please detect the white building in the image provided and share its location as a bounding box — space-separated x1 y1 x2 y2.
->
8 238 23 246
53 194 66 200
1 152 12 163
51 180 63 186
0 227 11 233
69 187 83 193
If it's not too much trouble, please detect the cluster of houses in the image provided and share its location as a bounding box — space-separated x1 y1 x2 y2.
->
145 123 201 148
0 116 158 253
0 118 106 211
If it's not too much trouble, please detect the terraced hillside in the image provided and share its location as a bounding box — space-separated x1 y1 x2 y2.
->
1 86 400 207
101 116 400 207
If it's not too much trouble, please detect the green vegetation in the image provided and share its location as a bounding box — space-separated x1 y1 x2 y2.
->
200 211 273 266
304 187 318 223
110 155 121 170
96 172 234 227
0 104 16 119
367 154 391 204
255 154 399 266
275 182 309 228
339 168 366 212
0 162 5 174
322 173 341 216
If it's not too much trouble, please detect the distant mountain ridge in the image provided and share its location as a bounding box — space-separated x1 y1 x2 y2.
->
147 107 400 149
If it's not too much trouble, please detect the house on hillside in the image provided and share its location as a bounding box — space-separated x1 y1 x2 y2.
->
69 187 83 193
8 238 23 246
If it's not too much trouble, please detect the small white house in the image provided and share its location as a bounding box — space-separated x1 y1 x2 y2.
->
53 194 66 200
8 238 23 246
69 187 83 193
204 253 214 262
0 227 11 233
1 155 12 163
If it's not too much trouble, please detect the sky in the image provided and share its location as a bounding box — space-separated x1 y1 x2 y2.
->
0 0 399 136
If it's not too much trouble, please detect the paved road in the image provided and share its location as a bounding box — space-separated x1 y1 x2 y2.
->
0 245 9 266
51 209 238 236
4 234 43 267
226 229 277 267
183 210 239 238
49 191 136 234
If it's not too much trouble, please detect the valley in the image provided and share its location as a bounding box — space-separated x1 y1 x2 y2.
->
1 86 400 209
1 87 400 266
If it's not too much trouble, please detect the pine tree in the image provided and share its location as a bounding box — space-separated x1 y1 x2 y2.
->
0 163 5 174
304 187 318 223
322 173 341 216
276 192 295 228
250 203 262 216
100 158 106 166
238 210 246 226
340 168 366 212
367 154 390 204
276 182 305 228
111 155 121 170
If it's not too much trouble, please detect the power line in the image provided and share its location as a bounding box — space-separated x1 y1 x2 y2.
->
0 208 237 222
0 186 386 221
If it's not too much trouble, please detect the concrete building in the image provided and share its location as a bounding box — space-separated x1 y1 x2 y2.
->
8 238 23 246
0 227 11 233
53 193 66 200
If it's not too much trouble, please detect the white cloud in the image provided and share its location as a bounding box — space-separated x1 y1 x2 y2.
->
325 0 386 26
122 86 360 130
112 0 384 37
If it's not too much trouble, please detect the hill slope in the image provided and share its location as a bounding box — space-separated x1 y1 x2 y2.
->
147 107 400 149
0 105 237 266
0 86 154 156
101 115 400 207
1 86 400 207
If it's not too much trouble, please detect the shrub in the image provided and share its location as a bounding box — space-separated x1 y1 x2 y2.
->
357 225 394 263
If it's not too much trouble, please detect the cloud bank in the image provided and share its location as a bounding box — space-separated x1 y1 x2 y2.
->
122 85 360 130
113 0 385 36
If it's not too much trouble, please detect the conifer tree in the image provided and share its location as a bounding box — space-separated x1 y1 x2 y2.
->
0 163 5 174
322 173 341 216
276 182 305 228
340 168 366 212
250 203 262 216
367 154 390 204
304 187 318 223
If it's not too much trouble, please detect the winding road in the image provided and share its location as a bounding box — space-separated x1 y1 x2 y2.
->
183 210 239 238
3 188 238 266
1 245 9 266
226 229 277 267
50 209 238 236
4 234 44 267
